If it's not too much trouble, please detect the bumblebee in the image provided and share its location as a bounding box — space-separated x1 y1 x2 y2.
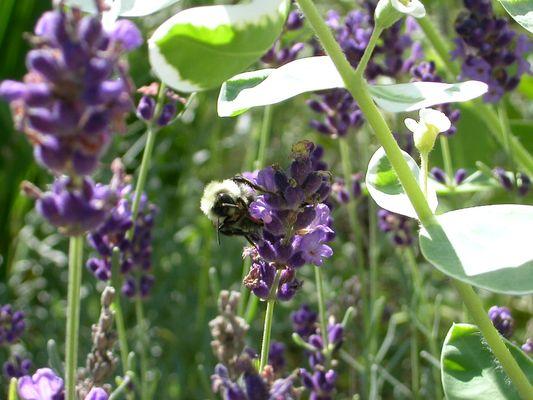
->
200 177 263 242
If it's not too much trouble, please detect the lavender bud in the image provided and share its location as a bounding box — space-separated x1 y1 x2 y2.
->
110 20 143 51
517 173 530 197
157 103 176 126
137 95 156 120
488 305 514 338
431 167 447 184
522 339 532 355
454 168 468 185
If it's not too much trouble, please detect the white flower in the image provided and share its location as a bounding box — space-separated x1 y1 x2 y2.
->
391 0 426 18
405 108 451 153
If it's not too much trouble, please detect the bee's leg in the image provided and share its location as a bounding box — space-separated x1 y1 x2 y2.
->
217 218 221 245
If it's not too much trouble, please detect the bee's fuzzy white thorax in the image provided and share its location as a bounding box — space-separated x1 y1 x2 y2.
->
200 179 242 222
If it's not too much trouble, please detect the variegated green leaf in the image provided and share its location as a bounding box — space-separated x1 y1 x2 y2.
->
149 0 290 93
497 0 533 33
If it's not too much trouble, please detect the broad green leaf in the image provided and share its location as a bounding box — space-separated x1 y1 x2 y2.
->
148 0 290 93
65 0 181 17
368 81 488 113
365 147 438 219
497 0 533 33
217 56 487 116
442 323 533 400
218 56 344 117
420 205 533 294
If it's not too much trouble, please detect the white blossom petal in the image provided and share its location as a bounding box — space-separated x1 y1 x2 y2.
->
390 0 426 18
419 108 451 132
404 118 419 133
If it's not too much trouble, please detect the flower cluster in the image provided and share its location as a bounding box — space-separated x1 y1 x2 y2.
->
452 0 531 102
18 368 109 400
25 176 117 236
0 9 142 176
331 174 363 204
291 305 344 400
377 209 415 246
3 356 32 380
261 10 305 67
243 141 334 301
411 61 461 136
87 160 156 298
136 83 182 127
431 167 467 186
0 304 26 345
493 168 531 196
488 305 514 339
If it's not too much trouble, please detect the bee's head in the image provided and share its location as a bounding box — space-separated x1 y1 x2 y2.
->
200 179 244 223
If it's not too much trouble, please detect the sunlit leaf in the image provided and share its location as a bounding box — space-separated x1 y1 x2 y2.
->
365 147 438 219
217 56 487 116
65 0 181 17
368 81 488 113
149 0 290 93
420 205 533 294
497 0 533 33
442 323 533 400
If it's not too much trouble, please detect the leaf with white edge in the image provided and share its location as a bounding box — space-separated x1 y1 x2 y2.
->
497 0 533 33
441 323 533 400
368 81 488 113
218 56 344 117
217 56 487 116
420 204 533 294
365 147 438 219
148 0 290 93
65 0 182 17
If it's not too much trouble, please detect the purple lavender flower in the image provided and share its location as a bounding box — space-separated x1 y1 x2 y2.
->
291 304 318 339
84 388 109 400
488 305 514 338
377 209 414 246
86 160 157 298
0 305 26 345
0 10 142 176
517 172 531 197
411 61 461 136
331 178 350 204
455 169 468 185
261 8 305 67
268 341 286 373
18 368 64 400
3 356 32 379
493 167 513 191
431 167 447 184
453 0 531 103
242 141 334 301
300 369 337 400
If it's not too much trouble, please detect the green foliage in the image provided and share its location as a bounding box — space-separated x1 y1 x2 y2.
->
441 323 533 400
420 205 533 295
365 147 438 218
497 0 533 33
148 0 289 92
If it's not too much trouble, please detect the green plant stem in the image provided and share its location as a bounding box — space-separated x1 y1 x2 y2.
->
453 281 533 399
65 236 83 400
439 136 453 183
354 27 382 77
420 152 429 198
135 296 149 400
8 377 18 400
259 271 281 371
254 105 273 170
296 1 532 397
314 267 329 349
111 248 129 373
338 139 365 268
418 16 533 176
498 103 515 172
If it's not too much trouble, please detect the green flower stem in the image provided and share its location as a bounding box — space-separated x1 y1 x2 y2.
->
420 152 429 198
8 377 18 400
418 16 533 176
254 104 273 170
111 248 129 373
259 270 282 372
338 139 365 268
439 136 454 183
109 371 135 400
296 1 532 396
314 267 329 349
498 103 516 172
453 281 533 399
245 105 275 321
135 296 149 400
354 26 382 77
65 235 84 400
